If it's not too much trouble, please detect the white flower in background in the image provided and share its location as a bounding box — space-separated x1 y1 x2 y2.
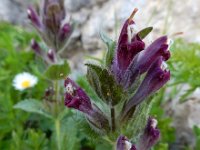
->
13 72 38 91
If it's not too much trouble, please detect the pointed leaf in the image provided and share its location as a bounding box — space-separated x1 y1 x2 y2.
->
138 27 153 39
86 63 104 100
99 31 116 68
86 63 126 105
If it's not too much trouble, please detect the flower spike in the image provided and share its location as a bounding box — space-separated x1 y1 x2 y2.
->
28 0 73 50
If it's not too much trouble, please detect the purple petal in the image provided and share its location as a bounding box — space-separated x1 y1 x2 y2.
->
137 117 160 150
64 78 93 114
123 57 170 114
136 36 170 73
112 19 145 84
116 20 145 71
123 36 170 89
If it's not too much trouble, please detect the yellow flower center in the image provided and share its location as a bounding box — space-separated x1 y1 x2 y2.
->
21 80 31 88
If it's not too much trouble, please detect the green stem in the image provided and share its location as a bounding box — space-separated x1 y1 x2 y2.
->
53 80 60 116
55 80 60 102
110 104 115 132
55 119 61 150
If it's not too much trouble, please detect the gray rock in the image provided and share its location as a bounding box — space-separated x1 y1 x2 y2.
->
65 0 108 12
165 87 200 148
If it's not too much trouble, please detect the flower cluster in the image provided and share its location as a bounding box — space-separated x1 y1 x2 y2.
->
112 9 170 119
28 0 73 65
64 8 171 148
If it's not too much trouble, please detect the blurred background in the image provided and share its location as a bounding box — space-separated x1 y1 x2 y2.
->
1 0 200 68
0 0 200 150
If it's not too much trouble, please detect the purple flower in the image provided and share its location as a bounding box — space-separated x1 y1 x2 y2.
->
27 0 73 50
116 135 137 150
122 57 170 116
112 9 145 83
64 78 93 114
116 22 145 71
137 117 160 150
64 78 109 130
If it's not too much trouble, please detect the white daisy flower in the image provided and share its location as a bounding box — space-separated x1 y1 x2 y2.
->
13 72 38 91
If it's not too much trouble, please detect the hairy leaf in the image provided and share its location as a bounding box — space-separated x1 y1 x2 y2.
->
86 63 125 105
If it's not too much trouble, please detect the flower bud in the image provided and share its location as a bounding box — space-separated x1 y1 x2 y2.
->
58 23 72 41
31 39 42 55
116 135 137 150
47 49 56 62
27 6 42 29
45 87 54 97
137 118 160 150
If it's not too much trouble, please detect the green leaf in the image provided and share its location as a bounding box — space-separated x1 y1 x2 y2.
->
86 63 104 101
138 27 153 39
44 60 70 80
193 125 200 136
193 126 200 150
59 118 80 150
86 63 125 105
14 99 52 119
99 31 116 68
